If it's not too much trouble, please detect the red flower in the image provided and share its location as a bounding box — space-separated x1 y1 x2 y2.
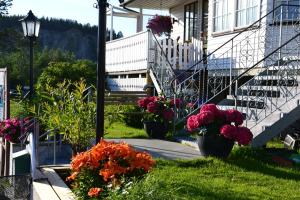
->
88 187 104 198
138 97 156 109
200 104 219 115
225 109 244 126
197 111 214 125
170 98 182 108
236 127 253 145
220 125 237 140
163 109 174 121
147 102 159 113
187 115 200 132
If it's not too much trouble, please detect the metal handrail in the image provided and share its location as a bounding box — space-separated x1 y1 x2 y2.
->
171 4 300 85
172 4 300 123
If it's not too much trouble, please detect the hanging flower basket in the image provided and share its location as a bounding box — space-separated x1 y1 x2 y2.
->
147 15 173 37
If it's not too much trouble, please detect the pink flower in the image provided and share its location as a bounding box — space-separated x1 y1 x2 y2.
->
147 102 158 113
187 103 194 108
138 97 156 109
197 111 214 125
225 109 244 126
220 125 237 140
170 98 182 108
5 134 11 141
187 115 200 132
163 109 174 121
236 127 253 145
200 104 219 114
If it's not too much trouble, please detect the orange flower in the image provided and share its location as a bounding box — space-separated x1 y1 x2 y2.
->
66 172 78 181
88 187 103 197
69 140 156 188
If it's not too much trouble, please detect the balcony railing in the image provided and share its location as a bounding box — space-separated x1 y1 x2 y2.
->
106 31 203 73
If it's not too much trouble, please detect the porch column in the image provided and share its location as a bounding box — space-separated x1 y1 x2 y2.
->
136 8 143 32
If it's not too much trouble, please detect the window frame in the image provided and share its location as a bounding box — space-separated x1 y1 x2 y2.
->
235 0 259 28
273 0 300 22
212 0 231 33
184 1 198 41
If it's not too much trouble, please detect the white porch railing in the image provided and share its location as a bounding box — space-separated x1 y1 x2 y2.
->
106 31 149 73
106 31 203 72
160 37 203 70
107 78 147 91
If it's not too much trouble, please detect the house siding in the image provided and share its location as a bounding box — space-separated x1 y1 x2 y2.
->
206 0 269 70
170 0 202 43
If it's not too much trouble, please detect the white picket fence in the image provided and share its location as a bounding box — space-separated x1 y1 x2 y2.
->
106 31 203 72
160 37 203 70
106 31 149 73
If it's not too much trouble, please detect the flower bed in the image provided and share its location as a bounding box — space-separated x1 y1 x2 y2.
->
67 140 155 199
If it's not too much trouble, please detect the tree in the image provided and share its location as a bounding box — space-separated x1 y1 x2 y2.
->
0 0 12 16
37 59 96 89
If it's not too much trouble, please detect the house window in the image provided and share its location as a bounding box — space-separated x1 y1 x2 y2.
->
213 0 231 32
236 0 259 27
274 0 300 21
184 2 198 41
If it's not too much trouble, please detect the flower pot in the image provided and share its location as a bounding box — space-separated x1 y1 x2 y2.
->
143 121 168 139
197 134 234 158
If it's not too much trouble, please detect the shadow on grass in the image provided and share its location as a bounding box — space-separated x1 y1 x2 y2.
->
226 147 300 181
174 183 268 200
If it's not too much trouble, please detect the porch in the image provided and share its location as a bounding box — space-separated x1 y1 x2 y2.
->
106 30 203 91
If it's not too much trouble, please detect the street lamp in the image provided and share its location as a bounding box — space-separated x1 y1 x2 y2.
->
95 0 107 143
20 10 40 98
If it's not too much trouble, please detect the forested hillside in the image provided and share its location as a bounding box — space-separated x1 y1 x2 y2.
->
0 15 123 60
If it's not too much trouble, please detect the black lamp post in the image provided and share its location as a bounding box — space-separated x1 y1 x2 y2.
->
95 0 107 143
20 10 40 98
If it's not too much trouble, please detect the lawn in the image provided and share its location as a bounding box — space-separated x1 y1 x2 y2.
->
105 122 148 139
110 147 300 200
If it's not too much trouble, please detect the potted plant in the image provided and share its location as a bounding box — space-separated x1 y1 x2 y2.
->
186 104 253 158
0 118 27 144
137 96 181 139
146 15 173 37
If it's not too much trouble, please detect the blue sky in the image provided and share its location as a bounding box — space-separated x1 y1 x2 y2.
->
9 0 166 36
10 0 135 36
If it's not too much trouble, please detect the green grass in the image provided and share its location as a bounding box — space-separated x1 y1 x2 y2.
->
105 122 148 139
111 147 300 200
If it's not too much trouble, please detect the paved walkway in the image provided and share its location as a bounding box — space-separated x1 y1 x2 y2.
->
108 139 201 160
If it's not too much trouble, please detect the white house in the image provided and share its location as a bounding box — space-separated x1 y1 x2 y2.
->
106 0 300 147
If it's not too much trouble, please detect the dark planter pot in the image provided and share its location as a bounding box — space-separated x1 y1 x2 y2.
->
143 121 168 139
197 134 234 158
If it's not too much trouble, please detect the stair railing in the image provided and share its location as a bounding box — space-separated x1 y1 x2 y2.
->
147 30 176 97
231 32 300 130
171 4 300 122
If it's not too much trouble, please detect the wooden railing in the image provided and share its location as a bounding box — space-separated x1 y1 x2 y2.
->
106 31 203 72
106 31 149 73
160 37 202 70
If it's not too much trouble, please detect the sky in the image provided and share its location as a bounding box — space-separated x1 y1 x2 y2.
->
9 0 149 36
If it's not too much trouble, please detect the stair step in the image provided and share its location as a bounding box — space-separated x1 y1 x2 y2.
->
236 89 280 98
219 98 265 109
254 74 300 80
250 78 299 86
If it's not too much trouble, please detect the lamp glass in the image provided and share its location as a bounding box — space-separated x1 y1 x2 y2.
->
34 21 40 37
21 21 27 37
26 21 36 37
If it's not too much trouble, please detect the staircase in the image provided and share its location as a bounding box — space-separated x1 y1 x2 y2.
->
147 4 300 147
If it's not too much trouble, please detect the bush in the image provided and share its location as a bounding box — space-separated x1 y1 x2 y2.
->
37 59 96 89
104 105 144 129
38 80 96 154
